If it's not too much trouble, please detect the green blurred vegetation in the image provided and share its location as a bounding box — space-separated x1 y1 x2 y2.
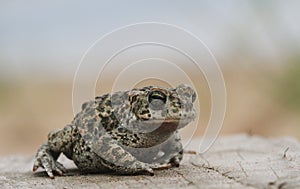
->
0 81 17 110
276 59 300 112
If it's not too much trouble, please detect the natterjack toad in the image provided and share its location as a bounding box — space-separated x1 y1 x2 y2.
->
33 84 197 178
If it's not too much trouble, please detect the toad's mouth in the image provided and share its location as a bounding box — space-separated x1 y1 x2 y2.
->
135 118 195 132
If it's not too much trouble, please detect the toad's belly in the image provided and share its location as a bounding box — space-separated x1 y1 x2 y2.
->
70 136 171 171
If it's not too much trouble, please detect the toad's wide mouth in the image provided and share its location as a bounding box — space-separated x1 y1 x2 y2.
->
135 118 195 132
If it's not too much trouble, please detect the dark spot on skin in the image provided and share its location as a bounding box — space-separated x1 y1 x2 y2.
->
133 133 140 141
97 107 105 113
93 129 98 136
141 110 149 115
86 155 93 161
172 109 179 113
130 96 137 104
104 100 111 107
102 116 110 123
118 127 126 133
81 102 89 110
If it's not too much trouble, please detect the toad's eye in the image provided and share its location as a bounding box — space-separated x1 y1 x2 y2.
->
148 91 167 110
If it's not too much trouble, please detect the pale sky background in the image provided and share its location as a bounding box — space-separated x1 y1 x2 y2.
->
1 0 300 80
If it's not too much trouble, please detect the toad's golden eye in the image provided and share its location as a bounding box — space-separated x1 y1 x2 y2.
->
148 90 167 110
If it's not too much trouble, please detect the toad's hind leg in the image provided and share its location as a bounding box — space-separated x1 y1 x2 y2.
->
91 133 155 175
33 124 75 178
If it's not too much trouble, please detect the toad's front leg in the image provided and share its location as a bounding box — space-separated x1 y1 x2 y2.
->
152 131 183 167
33 143 67 178
33 124 74 178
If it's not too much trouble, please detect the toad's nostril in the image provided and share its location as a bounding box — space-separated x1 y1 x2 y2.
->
192 92 197 103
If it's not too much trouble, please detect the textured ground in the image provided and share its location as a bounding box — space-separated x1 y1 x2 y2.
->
0 134 299 189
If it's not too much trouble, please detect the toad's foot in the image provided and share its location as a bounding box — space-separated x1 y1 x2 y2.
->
183 150 197 155
33 144 67 179
150 163 173 170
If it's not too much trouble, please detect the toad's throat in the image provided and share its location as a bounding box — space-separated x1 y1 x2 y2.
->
126 120 193 148
131 123 178 148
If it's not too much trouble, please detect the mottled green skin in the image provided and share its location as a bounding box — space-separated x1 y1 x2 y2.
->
33 84 197 178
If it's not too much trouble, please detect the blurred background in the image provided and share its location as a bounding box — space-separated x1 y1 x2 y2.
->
0 1 300 155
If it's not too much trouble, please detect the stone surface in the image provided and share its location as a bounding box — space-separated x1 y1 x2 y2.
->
1 134 299 189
